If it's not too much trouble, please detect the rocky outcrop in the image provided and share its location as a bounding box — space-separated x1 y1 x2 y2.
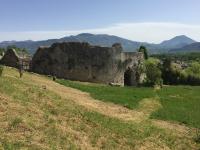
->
31 42 143 86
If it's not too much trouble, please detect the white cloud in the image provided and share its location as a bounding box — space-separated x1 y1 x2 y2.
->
0 22 200 43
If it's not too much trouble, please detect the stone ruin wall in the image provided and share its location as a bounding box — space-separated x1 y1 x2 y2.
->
0 48 32 70
31 42 144 86
0 49 20 68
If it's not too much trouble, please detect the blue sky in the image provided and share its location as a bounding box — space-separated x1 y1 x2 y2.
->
0 0 200 42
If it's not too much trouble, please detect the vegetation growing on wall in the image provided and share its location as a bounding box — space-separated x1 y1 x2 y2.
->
138 46 149 60
138 46 162 87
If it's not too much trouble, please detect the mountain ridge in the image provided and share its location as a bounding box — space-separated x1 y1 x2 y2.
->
170 42 200 53
160 35 196 49
0 33 198 54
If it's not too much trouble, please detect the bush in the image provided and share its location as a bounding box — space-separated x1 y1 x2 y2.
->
0 65 4 76
145 59 162 86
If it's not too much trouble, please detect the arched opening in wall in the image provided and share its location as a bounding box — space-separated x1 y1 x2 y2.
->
124 68 133 86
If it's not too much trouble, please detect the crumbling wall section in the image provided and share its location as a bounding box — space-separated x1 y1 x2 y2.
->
121 52 144 86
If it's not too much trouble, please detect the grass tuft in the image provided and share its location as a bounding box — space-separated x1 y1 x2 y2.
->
9 117 23 128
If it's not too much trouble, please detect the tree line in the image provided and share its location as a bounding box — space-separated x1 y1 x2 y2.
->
138 46 200 87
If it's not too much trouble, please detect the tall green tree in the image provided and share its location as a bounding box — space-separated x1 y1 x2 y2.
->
161 58 180 84
138 46 148 60
0 48 5 56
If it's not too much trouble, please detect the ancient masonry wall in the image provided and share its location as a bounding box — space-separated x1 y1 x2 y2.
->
31 42 143 85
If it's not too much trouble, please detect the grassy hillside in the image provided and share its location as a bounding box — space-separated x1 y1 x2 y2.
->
0 67 199 149
58 80 200 129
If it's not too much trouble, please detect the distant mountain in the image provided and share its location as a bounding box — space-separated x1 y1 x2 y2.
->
170 42 200 53
60 33 146 52
0 33 146 54
159 35 196 49
0 33 198 54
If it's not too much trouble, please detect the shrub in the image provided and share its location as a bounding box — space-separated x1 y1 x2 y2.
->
194 130 200 144
145 60 162 86
186 62 200 75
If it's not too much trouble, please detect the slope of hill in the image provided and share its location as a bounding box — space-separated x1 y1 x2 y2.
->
0 67 199 149
0 34 198 54
170 42 200 53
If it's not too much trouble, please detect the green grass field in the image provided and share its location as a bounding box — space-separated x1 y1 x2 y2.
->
57 79 200 129
154 86 200 128
57 80 156 109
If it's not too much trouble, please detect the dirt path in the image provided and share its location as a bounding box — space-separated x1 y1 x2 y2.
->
25 73 192 135
27 73 146 122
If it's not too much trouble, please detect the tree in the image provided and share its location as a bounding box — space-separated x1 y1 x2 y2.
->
138 46 148 60
145 60 162 86
161 58 175 84
186 62 200 76
0 48 5 56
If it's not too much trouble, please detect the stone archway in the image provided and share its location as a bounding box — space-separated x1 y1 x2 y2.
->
124 68 136 86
